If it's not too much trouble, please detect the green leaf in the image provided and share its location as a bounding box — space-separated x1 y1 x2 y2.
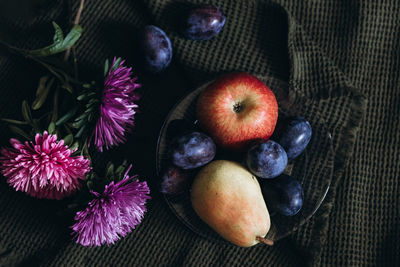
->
77 90 97 101
104 59 110 77
112 58 122 72
63 133 73 146
51 87 59 122
56 107 78 126
115 163 127 180
72 118 85 129
61 24 82 50
52 22 64 46
74 112 88 122
21 100 33 124
70 141 79 150
88 98 98 105
9 125 31 140
86 180 93 190
82 83 92 89
1 118 28 125
106 162 115 180
61 82 73 94
48 121 56 134
87 112 95 122
35 76 50 97
35 59 65 82
32 77 55 110
77 93 87 101
27 22 82 57
84 106 93 113
81 140 90 158
63 123 72 134
75 124 86 138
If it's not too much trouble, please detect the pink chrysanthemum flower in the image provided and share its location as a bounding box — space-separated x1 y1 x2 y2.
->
72 165 151 247
91 57 141 152
0 131 91 200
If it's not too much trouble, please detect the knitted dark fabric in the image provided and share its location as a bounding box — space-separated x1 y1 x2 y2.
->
0 0 398 266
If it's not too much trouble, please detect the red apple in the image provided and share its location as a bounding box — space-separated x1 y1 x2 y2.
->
196 72 278 150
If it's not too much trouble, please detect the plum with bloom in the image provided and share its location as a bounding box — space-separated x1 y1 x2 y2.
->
0 131 91 199
72 165 151 247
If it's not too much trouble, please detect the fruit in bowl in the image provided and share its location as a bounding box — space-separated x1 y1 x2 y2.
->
274 116 312 160
196 72 278 151
157 72 319 247
159 165 192 195
190 160 273 247
260 174 304 216
170 131 216 170
246 140 288 179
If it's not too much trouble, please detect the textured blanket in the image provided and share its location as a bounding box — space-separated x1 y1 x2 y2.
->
0 0 398 266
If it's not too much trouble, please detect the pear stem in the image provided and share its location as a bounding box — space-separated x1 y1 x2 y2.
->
256 236 274 246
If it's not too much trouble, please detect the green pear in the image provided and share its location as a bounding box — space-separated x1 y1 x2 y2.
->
191 160 272 247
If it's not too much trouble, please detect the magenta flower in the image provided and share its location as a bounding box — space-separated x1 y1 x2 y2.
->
91 57 141 152
71 165 151 247
0 131 91 200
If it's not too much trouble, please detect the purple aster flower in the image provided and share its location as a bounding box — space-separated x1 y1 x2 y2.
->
91 57 141 152
71 165 151 247
0 131 91 200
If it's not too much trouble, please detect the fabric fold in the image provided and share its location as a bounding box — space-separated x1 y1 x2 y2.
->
273 2 366 264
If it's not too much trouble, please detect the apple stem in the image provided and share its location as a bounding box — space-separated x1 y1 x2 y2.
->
233 102 245 113
256 236 274 246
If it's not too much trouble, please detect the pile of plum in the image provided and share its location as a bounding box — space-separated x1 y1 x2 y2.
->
161 116 312 217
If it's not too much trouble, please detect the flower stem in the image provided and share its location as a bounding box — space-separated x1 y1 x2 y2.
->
72 46 79 79
64 0 85 62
